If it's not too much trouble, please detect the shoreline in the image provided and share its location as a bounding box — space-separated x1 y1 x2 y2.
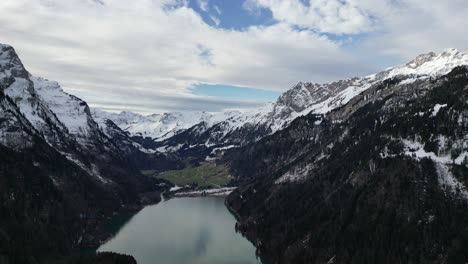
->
168 187 237 198
83 190 165 253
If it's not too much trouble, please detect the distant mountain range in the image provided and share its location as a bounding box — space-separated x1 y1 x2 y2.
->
1 42 467 263
94 48 468 160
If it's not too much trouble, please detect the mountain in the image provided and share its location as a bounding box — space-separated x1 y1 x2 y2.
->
92 109 241 142
95 49 468 165
94 116 186 172
224 63 468 263
0 44 166 263
2 44 165 198
2 40 468 264
195 48 468 140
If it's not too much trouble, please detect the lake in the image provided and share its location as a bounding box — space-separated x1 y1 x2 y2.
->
98 197 262 264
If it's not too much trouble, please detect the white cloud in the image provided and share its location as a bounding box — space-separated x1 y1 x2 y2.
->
209 14 220 26
245 0 468 59
244 0 375 34
197 0 208 12
0 0 366 114
357 0 468 59
213 5 221 15
0 0 467 114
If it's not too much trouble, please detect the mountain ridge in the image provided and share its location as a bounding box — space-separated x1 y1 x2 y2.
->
224 64 468 264
1 42 467 263
94 48 468 162
0 43 167 263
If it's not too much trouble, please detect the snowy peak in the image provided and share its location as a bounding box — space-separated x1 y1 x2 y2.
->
277 81 332 112
96 48 468 153
33 76 101 140
0 45 79 149
0 43 103 147
406 52 437 69
277 82 314 112
0 44 29 82
210 48 468 143
92 109 240 141
0 44 125 182
383 48 468 78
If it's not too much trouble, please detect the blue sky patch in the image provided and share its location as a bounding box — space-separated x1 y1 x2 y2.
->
188 0 276 29
190 83 280 101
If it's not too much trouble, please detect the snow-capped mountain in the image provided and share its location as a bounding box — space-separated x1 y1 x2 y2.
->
227 48 468 132
226 55 468 264
0 43 170 263
3 51 111 182
0 43 165 190
32 77 103 145
92 109 241 142
2 40 468 264
96 48 468 161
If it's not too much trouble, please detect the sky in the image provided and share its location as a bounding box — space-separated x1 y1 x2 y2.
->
1 0 468 114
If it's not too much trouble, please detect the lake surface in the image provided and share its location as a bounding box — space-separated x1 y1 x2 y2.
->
98 197 262 264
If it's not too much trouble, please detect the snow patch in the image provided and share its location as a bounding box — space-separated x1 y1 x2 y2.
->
275 164 313 184
432 104 447 117
174 187 236 197
401 139 468 200
210 145 237 154
33 77 93 138
169 186 184 192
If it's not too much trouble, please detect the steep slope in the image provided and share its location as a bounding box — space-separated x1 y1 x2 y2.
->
0 71 119 263
0 92 36 150
0 44 165 263
190 48 468 147
95 117 185 172
1 44 162 201
225 66 468 264
98 49 468 166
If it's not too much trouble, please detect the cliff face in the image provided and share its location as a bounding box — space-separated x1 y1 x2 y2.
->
0 44 167 263
225 67 468 264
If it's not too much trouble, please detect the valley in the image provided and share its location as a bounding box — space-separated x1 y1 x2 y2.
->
143 162 231 188
0 43 467 264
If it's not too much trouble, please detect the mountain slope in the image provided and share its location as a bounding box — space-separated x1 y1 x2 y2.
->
0 71 119 263
225 66 468 264
92 109 240 142
95 117 185 172
96 49 468 166
0 44 165 263
1 44 164 199
195 48 468 145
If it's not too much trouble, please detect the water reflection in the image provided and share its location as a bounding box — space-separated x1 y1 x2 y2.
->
98 197 261 264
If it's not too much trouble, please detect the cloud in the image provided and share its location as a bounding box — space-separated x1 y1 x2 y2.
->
243 0 375 34
196 0 208 12
0 0 467 114
213 5 221 15
0 0 368 114
245 0 468 59
209 14 220 26
357 0 468 58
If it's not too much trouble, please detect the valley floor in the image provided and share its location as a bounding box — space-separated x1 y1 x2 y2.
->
142 162 231 188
